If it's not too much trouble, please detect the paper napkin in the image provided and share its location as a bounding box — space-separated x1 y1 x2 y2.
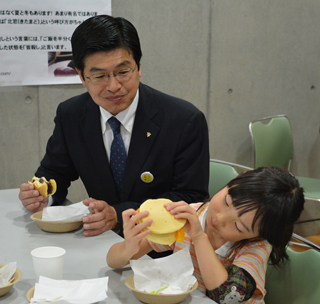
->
30 276 108 304
41 202 90 222
130 248 197 294
0 262 16 287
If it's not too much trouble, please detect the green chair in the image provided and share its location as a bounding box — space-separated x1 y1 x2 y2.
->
291 233 320 251
265 246 320 304
249 115 320 202
209 159 252 197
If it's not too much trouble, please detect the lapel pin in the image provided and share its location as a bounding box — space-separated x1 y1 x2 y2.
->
147 132 151 137
141 172 154 183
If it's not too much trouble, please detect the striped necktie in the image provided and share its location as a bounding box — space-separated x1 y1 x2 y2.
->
108 117 127 193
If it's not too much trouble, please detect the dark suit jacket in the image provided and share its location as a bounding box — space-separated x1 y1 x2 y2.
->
36 83 209 225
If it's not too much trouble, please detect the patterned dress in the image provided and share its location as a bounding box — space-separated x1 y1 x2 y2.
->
148 203 272 303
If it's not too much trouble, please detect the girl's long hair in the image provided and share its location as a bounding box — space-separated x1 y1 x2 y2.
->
201 167 305 265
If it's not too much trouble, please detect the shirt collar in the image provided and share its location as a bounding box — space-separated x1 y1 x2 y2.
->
100 89 139 134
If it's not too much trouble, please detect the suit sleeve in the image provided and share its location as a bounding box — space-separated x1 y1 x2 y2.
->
157 110 210 203
35 103 79 205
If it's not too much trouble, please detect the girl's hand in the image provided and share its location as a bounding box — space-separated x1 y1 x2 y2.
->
122 209 153 256
165 201 204 240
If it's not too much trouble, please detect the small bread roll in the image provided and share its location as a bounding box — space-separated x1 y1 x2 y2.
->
28 176 57 198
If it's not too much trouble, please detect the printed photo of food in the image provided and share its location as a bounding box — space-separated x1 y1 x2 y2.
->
48 52 78 77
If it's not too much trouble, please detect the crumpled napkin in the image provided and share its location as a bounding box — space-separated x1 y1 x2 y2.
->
30 276 108 304
41 202 90 222
130 247 197 294
0 262 16 287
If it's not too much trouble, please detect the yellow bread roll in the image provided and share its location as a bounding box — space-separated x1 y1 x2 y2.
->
139 198 186 245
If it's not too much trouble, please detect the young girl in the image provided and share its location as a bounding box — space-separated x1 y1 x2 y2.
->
107 167 305 303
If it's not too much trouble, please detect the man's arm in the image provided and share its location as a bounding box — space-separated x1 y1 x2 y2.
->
156 110 210 203
35 102 81 205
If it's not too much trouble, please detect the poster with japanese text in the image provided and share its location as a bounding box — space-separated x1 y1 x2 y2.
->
0 0 111 86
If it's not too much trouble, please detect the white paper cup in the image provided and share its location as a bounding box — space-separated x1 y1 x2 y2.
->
31 246 66 282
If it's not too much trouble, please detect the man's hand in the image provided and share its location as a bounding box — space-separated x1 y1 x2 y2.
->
82 198 118 237
18 183 48 213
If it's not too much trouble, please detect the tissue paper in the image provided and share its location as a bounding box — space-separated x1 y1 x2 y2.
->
42 202 90 222
31 276 108 304
0 262 16 287
130 248 197 294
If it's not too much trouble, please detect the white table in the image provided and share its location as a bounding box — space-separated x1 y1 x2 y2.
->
0 189 215 304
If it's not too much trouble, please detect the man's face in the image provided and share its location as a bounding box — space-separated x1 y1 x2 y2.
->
77 48 141 115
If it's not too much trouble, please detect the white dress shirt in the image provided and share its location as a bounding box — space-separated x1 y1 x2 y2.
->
99 89 139 161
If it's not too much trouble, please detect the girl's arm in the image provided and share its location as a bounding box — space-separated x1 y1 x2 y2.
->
206 265 256 303
167 202 228 290
107 209 153 268
192 233 228 289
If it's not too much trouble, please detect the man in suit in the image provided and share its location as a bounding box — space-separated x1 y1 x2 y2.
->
19 15 209 237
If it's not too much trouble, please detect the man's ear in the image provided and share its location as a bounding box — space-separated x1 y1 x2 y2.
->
138 64 142 77
76 68 86 87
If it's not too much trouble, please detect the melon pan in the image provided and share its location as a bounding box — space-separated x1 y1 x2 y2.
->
140 198 186 234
